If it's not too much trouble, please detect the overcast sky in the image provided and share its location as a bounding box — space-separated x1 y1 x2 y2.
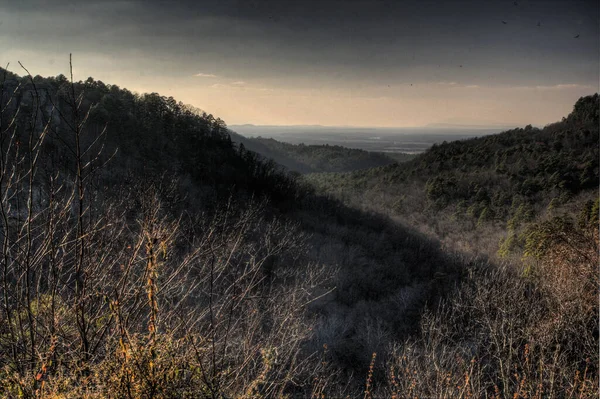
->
1 0 598 127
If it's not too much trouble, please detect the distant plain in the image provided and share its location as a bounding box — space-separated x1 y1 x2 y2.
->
230 124 514 153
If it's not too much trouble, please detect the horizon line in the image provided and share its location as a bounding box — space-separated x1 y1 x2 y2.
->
228 122 532 130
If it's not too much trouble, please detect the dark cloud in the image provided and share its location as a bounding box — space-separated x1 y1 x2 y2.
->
1 0 598 88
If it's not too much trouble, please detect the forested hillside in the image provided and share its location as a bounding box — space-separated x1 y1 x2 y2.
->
227 132 412 173
0 66 597 398
307 94 599 255
305 94 600 397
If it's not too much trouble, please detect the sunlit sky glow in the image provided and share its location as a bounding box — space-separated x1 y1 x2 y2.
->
1 0 598 127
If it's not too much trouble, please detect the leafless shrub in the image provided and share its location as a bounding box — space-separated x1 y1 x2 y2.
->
0 63 334 398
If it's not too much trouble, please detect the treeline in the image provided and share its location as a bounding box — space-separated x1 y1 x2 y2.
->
0 68 299 212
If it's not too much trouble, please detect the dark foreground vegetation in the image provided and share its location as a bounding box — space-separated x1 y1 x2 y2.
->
0 63 597 398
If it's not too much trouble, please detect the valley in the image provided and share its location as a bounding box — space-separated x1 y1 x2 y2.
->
0 66 596 398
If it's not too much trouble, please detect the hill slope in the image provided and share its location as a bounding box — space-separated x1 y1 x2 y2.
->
307 94 599 254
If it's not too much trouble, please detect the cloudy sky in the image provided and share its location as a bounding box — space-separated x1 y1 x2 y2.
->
0 0 598 127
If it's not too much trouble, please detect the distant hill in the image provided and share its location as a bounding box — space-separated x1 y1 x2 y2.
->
228 130 412 173
307 94 599 254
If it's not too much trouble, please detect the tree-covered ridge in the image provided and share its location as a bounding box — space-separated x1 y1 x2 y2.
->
307 94 599 224
228 133 414 174
0 67 298 208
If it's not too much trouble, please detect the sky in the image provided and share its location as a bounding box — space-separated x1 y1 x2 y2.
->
0 0 598 127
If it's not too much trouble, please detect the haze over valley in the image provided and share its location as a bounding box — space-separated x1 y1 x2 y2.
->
230 124 511 154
